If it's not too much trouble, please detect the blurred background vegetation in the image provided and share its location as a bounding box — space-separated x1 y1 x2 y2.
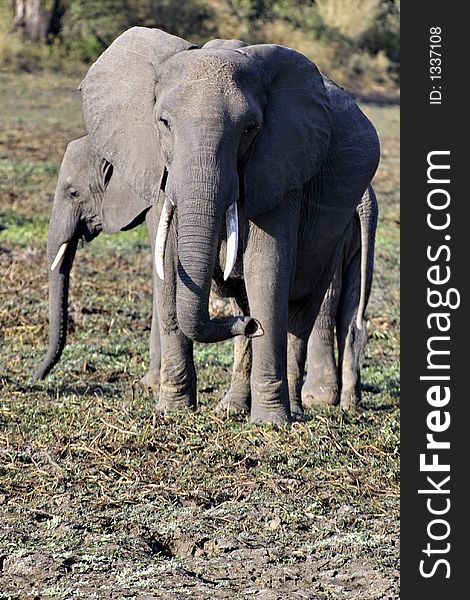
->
0 0 399 94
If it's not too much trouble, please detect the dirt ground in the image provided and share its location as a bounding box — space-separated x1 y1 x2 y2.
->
0 71 400 599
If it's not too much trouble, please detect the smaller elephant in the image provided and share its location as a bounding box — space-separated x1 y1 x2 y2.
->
33 135 160 384
301 185 378 410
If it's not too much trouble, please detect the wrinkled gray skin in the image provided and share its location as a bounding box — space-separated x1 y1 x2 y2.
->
217 185 378 417
33 135 161 383
34 138 375 415
74 28 379 424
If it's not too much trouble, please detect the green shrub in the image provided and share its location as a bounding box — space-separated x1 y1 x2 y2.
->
316 0 382 43
0 0 399 92
59 0 133 62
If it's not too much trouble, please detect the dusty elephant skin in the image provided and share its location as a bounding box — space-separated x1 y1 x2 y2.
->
73 28 380 424
33 139 376 418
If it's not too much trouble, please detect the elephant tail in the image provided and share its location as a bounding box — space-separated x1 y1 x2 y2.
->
356 185 378 330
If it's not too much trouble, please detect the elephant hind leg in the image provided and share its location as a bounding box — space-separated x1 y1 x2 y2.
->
336 253 368 411
287 332 308 420
337 319 367 411
302 272 341 408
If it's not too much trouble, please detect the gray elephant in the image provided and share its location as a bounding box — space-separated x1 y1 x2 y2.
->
33 135 161 384
71 28 379 424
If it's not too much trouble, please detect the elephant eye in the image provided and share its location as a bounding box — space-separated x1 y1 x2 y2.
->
160 117 171 131
69 188 79 199
244 123 259 135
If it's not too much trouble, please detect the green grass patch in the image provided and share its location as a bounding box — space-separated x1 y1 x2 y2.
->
0 211 49 245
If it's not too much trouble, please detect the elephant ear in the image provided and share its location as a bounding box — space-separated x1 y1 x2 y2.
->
236 45 332 219
79 27 196 226
203 39 247 50
99 161 148 234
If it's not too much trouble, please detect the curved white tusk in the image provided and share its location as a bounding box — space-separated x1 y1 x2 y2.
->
155 196 175 280
223 201 239 281
50 242 69 271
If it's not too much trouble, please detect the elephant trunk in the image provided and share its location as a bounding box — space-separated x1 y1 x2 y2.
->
32 213 80 382
173 156 261 343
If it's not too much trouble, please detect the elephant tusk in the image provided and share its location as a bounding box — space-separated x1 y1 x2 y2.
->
223 201 238 281
50 242 69 271
155 196 175 280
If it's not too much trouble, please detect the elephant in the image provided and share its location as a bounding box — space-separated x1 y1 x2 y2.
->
217 185 378 416
34 133 376 418
33 134 161 385
72 27 379 424
33 134 376 419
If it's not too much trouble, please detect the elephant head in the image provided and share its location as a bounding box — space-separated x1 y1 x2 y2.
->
79 27 332 343
33 135 145 381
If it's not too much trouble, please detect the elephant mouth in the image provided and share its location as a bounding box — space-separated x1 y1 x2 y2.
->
154 195 239 282
82 221 102 242
50 222 101 271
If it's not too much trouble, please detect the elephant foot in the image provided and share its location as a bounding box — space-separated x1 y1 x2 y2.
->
155 394 196 414
250 377 292 425
302 380 338 408
250 383 291 425
215 385 250 415
339 388 360 412
139 370 160 392
156 382 196 414
287 380 305 422
250 407 291 425
290 400 306 422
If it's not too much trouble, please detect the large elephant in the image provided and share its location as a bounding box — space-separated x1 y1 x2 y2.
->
34 135 376 417
75 28 379 424
33 135 161 384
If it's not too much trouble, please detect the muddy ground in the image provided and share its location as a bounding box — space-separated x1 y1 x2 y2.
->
0 71 400 599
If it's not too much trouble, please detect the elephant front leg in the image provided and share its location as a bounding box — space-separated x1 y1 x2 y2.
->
244 211 297 425
302 275 341 408
248 304 290 424
158 326 196 412
150 208 196 412
216 297 251 415
157 276 196 412
140 271 161 392
140 206 162 391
